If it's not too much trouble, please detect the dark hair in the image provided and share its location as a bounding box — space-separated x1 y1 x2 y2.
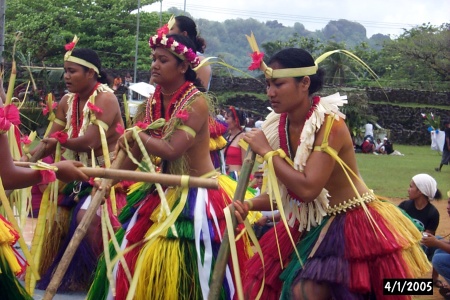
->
226 106 247 128
435 189 443 200
175 15 206 54
268 48 325 95
70 48 109 85
165 34 205 92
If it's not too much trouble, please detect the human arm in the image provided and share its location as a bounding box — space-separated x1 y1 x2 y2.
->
421 234 450 253
243 119 347 203
424 208 440 236
119 94 209 162
0 77 6 103
197 56 212 91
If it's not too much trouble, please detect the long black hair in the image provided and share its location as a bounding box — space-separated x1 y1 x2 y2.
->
175 15 206 54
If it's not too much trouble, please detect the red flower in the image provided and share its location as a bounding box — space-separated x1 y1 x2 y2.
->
0 104 21 133
21 135 32 145
50 131 69 144
87 102 103 115
135 121 149 130
43 102 58 116
39 170 56 185
115 123 125 135
175 109 189 121
248 51 264 71
65 42 76 51
156 24 169 36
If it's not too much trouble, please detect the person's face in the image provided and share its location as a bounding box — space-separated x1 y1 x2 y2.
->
225 112 238 129
408 180 422 200
255 173 263 189
63 61 92 94
150 47 185 85
265 62 308 114
168 23 187 36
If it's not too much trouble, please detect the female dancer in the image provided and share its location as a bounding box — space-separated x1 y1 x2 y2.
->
0 97 88 299
236 42 430 299
224 106 246 178
87 33 250 300
28 43 126 291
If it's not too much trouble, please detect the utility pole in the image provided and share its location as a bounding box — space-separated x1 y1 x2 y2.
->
133 0 141 84
184 0 186 12
0 0 6 63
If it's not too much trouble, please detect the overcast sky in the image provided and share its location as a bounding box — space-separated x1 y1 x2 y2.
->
143 0 449 37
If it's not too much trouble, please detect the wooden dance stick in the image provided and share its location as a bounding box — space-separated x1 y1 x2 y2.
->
42 150 126 300
208 148 256 300
14 162 219 189
28 141 47 163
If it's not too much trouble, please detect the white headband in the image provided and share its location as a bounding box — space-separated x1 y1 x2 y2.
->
412 174 437 200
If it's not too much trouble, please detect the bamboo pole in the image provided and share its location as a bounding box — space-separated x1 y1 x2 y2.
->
14 162 219 189
42 150 125 300
208 148 256 300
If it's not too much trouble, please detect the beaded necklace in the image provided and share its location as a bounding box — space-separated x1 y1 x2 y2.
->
70 82 100 138
144 81 197 138
278 95 320 201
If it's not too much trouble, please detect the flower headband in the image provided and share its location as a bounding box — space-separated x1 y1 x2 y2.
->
64 35 101 76
246 32 378 80
149 33 200 68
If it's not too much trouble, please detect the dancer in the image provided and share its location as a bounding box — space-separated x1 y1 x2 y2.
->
169 15 212 91
0 98 88 300
224 106 246 178
235 35 430 299
87 33 250 300
27 39 127 292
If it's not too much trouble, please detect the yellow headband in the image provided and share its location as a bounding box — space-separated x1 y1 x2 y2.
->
246 32 378 81
246 32 317 79
64 35 101 76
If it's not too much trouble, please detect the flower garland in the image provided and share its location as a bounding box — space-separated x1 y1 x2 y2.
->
70 82 100 138
149 33 200 68
0 104 20 134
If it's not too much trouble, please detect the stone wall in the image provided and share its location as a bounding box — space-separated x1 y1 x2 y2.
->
209 76 450 146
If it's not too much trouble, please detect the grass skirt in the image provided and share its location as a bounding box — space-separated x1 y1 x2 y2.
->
36 183 126 292
0 216 32 300
281 200 430 299
88 176 251 300
244 199 430 300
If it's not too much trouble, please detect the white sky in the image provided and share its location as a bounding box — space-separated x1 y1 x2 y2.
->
143 0 449 38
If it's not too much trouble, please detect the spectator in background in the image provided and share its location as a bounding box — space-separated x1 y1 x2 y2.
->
379 137 394 154
113 76 122 91
399 173 442 288
375 138 383 152
361 137 375 154
421 191 450 299
255 116 264 129
124 73 133 87
436 120 450 172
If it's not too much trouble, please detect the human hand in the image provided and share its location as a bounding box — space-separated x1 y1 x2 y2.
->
90 177 111 205
256 216 269 226
53 160 89 183
117 131 135 152
421 232 438 247
242 129 272 157
41 138 58 152
232 200 250 224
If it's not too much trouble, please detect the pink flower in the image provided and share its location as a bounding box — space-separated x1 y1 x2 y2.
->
39 170 56 185
156 24 169 36
115 123 125 135
50 131 69 144
87 102 103 115
135 121 149 130
248 51 264 71
21 135 32 145
175 109 189 121
43 102 58 116
0 104 21 133
65 42 76 51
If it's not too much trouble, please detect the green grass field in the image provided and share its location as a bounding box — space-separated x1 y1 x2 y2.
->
356 145 449 199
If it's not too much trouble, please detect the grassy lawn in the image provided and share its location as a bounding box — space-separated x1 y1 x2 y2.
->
356 145 449 199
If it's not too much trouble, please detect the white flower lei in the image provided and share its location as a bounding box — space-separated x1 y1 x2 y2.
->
262 92 347 231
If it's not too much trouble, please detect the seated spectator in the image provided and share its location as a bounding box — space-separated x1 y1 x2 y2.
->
379 137 394 154
399 174 442 286
421 191 450 299
374 138 383 152
361 138 375 153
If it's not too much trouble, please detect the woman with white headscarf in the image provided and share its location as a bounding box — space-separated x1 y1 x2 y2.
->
399 173 443 288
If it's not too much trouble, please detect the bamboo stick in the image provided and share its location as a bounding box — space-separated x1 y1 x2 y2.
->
42 150 126 300
208 149 256 300
14 162 219 189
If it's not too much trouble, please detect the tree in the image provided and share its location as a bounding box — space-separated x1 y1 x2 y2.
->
4 0 160 69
